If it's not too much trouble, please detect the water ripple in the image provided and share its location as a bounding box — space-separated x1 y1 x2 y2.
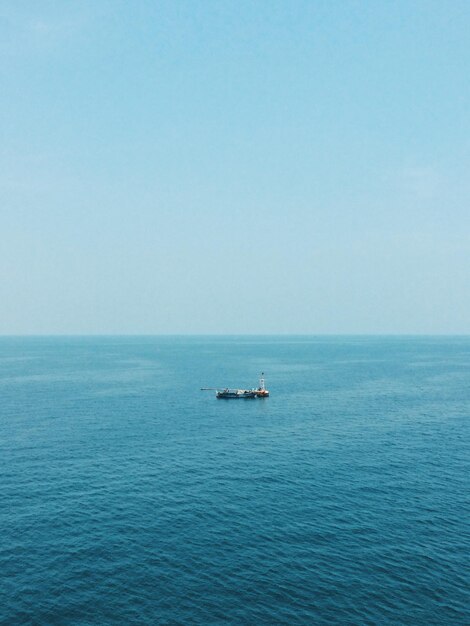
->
1 337 469 625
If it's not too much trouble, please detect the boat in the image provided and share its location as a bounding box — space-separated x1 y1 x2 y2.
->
216 388 258 399
201 374 270 399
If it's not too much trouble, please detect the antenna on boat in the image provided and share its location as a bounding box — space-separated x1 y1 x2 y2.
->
259 372 265 391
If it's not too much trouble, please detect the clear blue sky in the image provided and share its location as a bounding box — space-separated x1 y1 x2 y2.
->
1 0 469 334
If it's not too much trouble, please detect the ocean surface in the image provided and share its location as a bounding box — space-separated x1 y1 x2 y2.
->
1 336 469 625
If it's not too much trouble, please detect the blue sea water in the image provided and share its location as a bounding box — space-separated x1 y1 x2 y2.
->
1 336 469 625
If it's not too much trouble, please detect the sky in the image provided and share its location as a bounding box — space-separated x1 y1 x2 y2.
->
1 0 469 334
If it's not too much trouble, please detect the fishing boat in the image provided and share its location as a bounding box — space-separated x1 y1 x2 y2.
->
216 388 258 399
201 374 270 399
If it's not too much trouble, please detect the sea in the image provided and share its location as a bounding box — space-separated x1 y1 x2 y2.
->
1 336 469 625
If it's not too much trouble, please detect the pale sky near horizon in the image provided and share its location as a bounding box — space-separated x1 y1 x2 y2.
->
1 0 470 334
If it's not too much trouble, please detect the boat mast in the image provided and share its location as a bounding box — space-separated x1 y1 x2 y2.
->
259 372 265 391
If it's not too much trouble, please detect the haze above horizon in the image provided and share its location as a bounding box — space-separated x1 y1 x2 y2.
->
2 0 469 335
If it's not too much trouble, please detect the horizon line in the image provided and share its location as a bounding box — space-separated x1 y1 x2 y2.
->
1 333 469 338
